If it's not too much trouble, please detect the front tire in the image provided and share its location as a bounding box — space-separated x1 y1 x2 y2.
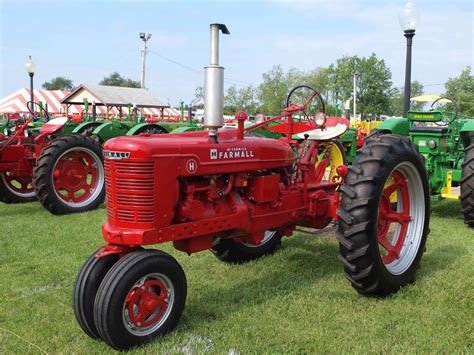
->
337 134 430 296
211 231 282 263
93 250 187 351
33 134 105 214
72 249 120 340
460 138 474 227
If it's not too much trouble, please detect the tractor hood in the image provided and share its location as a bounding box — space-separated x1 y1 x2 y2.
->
103 128 295 176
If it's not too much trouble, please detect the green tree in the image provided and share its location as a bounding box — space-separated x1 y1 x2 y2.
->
42 77 74 91
390 81 424 116
257 65 301 115
443 67 474 116
328 54 394 118
99 72 141 88
224 85 258 115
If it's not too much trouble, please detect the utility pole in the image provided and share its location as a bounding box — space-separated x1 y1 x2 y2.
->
352 70 358 121
139 32 152 89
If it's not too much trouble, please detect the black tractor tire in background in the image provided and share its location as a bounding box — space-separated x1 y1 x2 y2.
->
133 125 168 135
211 231 282 263
33 134 105 215
0 174 36 203
79 123 102 137
73 249 120 340
460 137 474 227
93 249 187 351
337 134 430 296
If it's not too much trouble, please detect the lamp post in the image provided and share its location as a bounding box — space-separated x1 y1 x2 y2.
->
25 55 36 111
139 32 152 89
399 0 420 117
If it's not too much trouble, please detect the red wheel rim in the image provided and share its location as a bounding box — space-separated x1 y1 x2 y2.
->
52 148 103 207
378 170 412 264
125 278 170 330
1 171 35 197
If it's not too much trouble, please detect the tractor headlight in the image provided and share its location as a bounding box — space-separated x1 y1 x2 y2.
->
428 140 437 149
315 112 326 127
3 128 9 136
24 128 29 138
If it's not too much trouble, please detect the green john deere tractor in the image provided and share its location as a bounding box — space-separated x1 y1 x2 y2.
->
376 95 474 227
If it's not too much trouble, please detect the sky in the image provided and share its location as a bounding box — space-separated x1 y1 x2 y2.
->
0 0 472 106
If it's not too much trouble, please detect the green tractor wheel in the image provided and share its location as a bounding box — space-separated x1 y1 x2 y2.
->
460 138 474 227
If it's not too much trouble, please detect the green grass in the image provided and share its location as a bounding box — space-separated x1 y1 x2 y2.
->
0 199 472 354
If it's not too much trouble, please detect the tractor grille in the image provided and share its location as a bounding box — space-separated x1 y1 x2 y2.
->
105 160 155 223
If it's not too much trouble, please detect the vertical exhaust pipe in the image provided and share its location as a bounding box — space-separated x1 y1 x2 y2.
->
204 23 230 143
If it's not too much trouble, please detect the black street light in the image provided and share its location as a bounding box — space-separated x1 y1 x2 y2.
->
25 55 36 111
399 1 420 117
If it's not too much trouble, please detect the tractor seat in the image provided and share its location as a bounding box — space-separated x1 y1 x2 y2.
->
295 117 349 141
409 126 449 134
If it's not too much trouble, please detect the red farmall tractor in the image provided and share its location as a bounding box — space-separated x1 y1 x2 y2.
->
73 24 430 350
0 111 105 213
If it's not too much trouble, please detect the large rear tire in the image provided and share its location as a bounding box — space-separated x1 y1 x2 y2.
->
93 250 187 351
460 138 474 227
33 134 105 215
337 134 430 296
211 231 282 263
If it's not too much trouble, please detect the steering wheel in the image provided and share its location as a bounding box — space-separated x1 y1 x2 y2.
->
286 85 325 121
27 100 49 122
431 96 455 125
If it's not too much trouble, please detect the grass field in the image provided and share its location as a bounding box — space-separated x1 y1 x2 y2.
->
0 199 472 354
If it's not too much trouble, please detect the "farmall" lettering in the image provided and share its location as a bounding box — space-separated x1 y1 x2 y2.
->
103 151 131 160
210 147 255 160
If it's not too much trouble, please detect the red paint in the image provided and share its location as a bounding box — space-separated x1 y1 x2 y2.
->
126 278 169 327
101 112 348 254
378 171 411 264
52 149 101 204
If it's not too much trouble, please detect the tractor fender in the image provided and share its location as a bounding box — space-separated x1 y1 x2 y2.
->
93 121 130 142
170 126 202 133
460 120 474 147
376 118 410 136
125 123 170 136
71 121 102 134
35 116 68 143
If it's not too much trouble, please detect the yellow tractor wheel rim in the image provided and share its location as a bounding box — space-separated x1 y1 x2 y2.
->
317 142 345 181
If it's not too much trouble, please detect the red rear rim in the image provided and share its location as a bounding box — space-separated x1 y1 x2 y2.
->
377 170 412 264
1 171 35 197
52 148 103 207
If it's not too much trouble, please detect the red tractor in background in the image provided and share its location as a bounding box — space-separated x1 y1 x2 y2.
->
73 24 430 350
0 110 105 213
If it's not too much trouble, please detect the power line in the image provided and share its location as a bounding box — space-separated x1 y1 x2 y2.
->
148 49 255 87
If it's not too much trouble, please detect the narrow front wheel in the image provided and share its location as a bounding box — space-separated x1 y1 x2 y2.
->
93 250 187 350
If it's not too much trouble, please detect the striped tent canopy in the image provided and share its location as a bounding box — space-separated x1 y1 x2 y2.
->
0 88 181 119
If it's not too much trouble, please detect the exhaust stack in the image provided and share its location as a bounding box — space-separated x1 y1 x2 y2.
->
204 23 230 143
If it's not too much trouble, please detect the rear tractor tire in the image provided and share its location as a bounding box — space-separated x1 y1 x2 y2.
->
337 134 430 296
33 134 105 215
460 138 474 227
93 249 187 350
211 230 282 263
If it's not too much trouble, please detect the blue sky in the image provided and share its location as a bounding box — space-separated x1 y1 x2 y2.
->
1 0 472 106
